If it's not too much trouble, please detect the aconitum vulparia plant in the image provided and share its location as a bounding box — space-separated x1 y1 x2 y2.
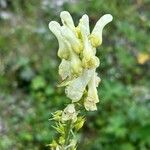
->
48 11 113 150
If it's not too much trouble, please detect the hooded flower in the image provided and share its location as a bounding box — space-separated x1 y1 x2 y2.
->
90 14 113 47
84 72 100 111
49 21 70 59
79 15 99 69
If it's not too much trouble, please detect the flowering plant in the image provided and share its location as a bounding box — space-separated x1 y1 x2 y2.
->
49 11 112 150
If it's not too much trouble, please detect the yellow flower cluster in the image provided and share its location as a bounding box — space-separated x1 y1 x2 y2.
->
49 11 113 112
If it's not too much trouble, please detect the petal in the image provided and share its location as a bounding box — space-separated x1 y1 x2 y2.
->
49 21 62 40
87 71 99 103
80 23 99 69
75 14 90 40
60 11 75 30
61 26 83 54
95 72 101 87
59 59 71 80
84 71 100 110
90 14 113 47
84 98 97 111
78 14 90 36
65 69 94 102
70 50 83 77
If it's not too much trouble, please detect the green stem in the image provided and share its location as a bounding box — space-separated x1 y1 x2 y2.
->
64 120 72 148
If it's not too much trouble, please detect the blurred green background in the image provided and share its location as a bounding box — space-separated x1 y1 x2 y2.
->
0 0 150 150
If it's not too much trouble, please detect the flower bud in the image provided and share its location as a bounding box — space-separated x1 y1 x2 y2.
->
59 59 71 80
74 116 85 131
51 110 62 121
90 14 113 47
61 104 77 122
50 140 60 150
58 136 65 145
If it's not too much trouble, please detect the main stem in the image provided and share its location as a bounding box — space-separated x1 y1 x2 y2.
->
64 120 72 148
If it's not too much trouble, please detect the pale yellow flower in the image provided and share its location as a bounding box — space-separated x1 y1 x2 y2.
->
84 72 100 111
49 21 70 59
90 14 113 47
79 19 99 68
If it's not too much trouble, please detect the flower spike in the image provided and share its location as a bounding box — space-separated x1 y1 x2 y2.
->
49 11 112 149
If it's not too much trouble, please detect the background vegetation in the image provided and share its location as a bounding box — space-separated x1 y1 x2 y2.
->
0 0 150 149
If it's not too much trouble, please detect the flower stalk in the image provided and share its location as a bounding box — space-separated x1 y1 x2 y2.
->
64 120 72 146
48 11 113 150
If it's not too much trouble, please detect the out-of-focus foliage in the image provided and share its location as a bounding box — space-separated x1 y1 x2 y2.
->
0 0 150 149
